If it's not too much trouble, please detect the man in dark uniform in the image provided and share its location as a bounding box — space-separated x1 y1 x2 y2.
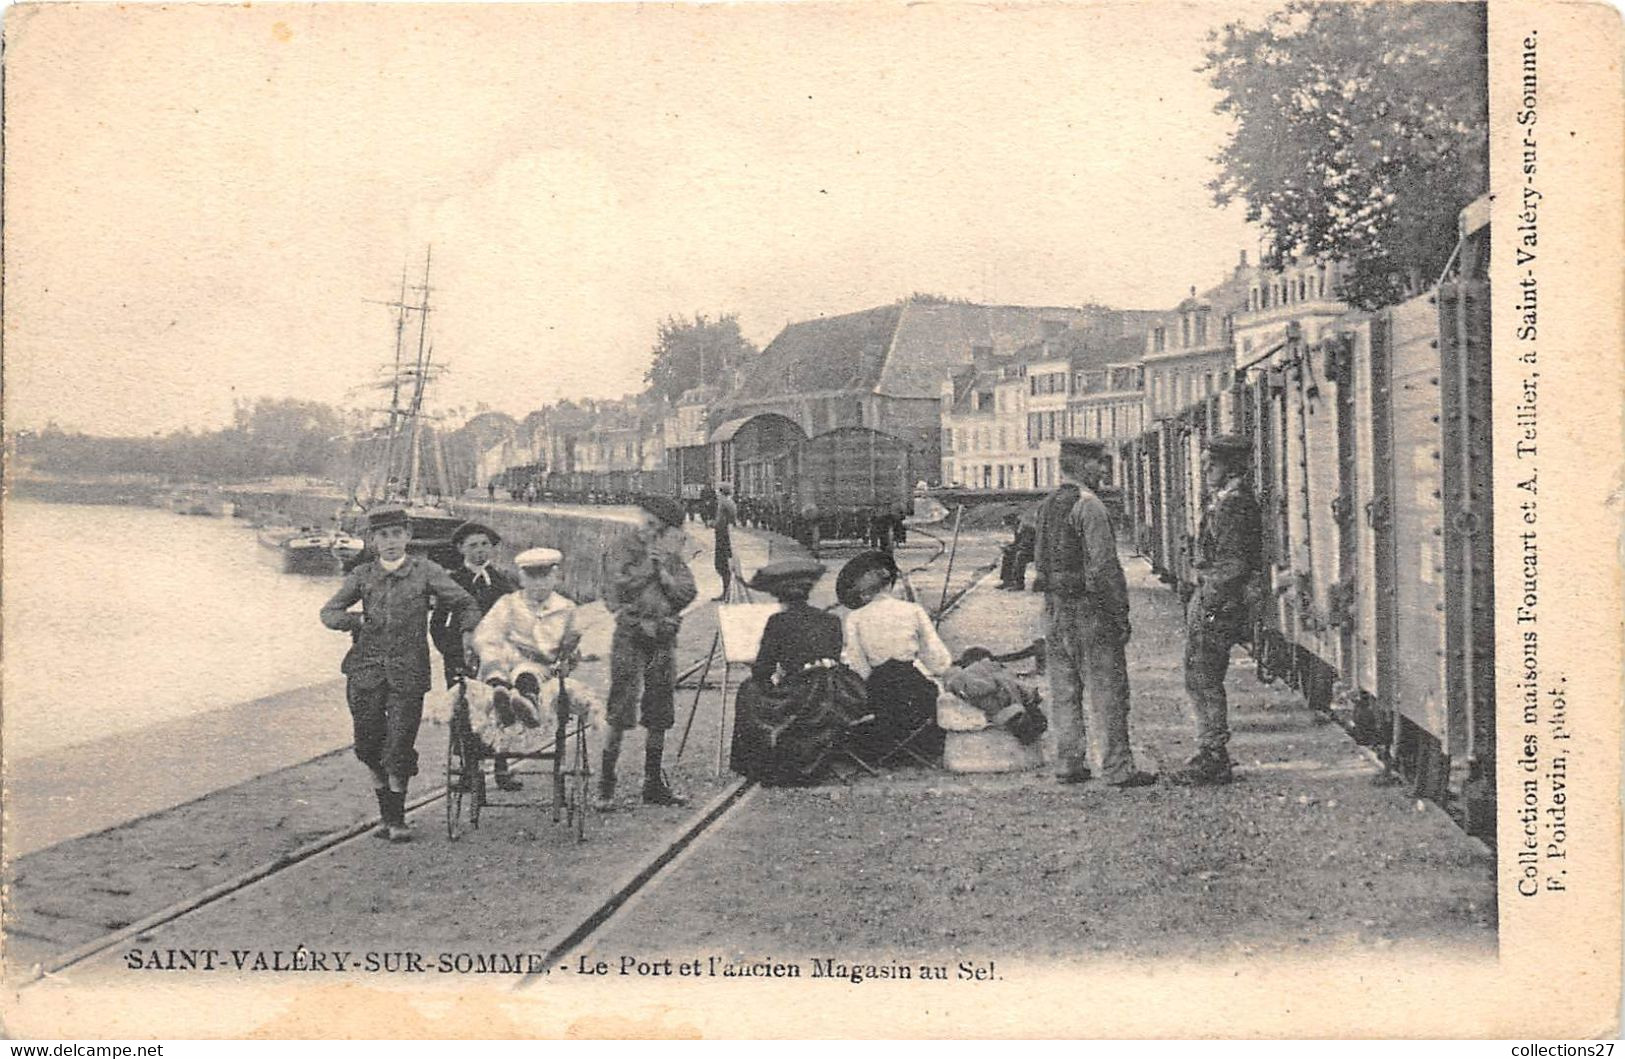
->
1174 433 1264 786
431 520 523 790
321 506 481 841
1032 440 1156 788
712 483 738 600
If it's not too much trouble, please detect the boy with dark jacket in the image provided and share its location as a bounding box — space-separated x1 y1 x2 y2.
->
321 506 481 841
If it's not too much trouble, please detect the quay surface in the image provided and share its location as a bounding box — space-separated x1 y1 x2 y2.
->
3 516 1495 1038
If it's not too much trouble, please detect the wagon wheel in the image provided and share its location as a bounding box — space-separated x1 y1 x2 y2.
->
445 727 468 840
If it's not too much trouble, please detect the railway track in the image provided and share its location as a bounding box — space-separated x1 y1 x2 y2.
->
19 524 995 990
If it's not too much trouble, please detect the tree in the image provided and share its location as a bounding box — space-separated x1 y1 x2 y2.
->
1203 2 1488 309
643 313 758 402
239 398 347 476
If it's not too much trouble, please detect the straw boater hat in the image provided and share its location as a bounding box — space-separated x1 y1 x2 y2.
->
514 547 563 573
452 520 502 548
835 550 899 610
746 557 826 598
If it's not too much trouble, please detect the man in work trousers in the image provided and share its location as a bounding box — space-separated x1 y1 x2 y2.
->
1032 439 1156 789
1174 433 1264 786
712 483 738 600
598 495 697 809
321 506 482 841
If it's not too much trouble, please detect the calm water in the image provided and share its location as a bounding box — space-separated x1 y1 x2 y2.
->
3 500 349 760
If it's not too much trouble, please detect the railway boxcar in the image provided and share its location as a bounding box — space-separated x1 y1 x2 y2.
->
793 426 913 551
1119 206 1493 839
710 412 808 530
671 443 711 515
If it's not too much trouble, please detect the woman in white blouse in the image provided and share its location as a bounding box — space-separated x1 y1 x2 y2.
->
837 551 949 762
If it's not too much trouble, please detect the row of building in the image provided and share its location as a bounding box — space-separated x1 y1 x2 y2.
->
466 252 1356 492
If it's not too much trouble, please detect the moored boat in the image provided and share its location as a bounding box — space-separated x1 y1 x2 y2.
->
259 524 364 575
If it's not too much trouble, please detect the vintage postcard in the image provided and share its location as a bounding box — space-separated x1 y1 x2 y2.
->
2 0 1620 1040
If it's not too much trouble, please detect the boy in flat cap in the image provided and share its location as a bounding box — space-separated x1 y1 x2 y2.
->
1033 439 1155 789
1174 433 1263 786
321 506 482 841
598 496 697 809
432 520 522 789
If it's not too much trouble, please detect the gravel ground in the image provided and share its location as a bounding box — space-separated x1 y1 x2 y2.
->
5 529 1494 1037
3 526 1003 983
579 555 1495 969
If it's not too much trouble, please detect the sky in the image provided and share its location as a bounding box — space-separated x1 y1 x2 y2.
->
5 1 1272 436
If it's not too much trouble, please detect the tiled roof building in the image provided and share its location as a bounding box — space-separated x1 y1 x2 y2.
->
721 299 1099 485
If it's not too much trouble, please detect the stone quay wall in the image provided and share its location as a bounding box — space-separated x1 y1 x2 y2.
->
228 490 641 604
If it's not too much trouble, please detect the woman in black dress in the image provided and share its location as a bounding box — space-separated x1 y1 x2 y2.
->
729 558 867 786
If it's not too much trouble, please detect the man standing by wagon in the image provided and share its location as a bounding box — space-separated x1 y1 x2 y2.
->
321 506 482 841
1032 440 1155 789
598 495 698 809
712 482 738 601
1173 433 1264 786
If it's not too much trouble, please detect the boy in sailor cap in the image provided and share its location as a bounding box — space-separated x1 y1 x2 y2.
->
470 547 580 712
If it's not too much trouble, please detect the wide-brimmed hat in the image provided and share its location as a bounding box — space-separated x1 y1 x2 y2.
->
746 557 826 596
637 495 686 529
365 505 410 532
835 550 899 610
514 547 563 572
452 520 501 548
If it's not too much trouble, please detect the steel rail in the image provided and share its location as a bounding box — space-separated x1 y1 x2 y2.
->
18 525 994 990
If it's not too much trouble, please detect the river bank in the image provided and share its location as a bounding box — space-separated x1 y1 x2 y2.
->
4 538 1497 1039
1 520 817 979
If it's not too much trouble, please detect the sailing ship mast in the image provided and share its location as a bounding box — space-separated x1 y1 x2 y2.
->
405 247 433 502
378 264 410 495
351 247 454 507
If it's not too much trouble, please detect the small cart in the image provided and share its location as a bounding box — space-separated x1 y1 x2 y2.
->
445 656 595 842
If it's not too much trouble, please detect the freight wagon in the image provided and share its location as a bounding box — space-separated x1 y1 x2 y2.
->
1120 202 1494 839
790 426 914 553
707 414 917 552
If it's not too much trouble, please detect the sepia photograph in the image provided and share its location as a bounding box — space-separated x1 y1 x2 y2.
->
2 0 1619 1040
